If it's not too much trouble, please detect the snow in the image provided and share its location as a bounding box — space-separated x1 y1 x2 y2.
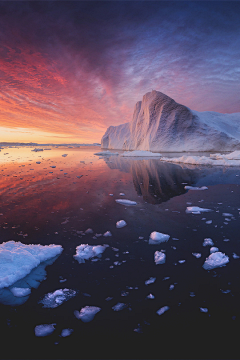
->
184 186 208 190
60 329 73 337
39 289 76 308
101 90 240 152
10 287 31 297
74 244 108 263
112 303 127 311
103 231 112 237
116 220 127 228
156 306 169 315
35 324 56 337
145 277 156 285
74 306 101 322
154 251 166 264
115 199 137 206
203 238 214 247
203 252 229 270
121 150 162 157
186 206 211 214
149 231 170 244
94 151 119 156
0 241 63 289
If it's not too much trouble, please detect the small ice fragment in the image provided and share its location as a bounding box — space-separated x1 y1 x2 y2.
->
35 324 56 337
119 193 125 196
95 233 102 238
139 236 144 239
146 293 155 299
62 154 68 157
178 260 185 264
85 228 93 234
109 194 113 196
74 306 101 322
154 251 166 264
200 307 208 313
189 292 195 297
10 287 31 297
233 253 240 259
50 166 56 168
112 247 119 251
223 238 230 242
203 238 214 247
145 277 156 285
39 289 76 308
82 293 91 297
133 324 142 333
74 244 108 263
192 253 201 258
121 291 129 297
169 284 174 290
220 289 231 294
116 220 127 228
149 231 170 244
201 218 206 220
36 161 41 164
210 247 219 254
186 207 211 214
184 186 208 190
163 277 170 281
172 238 179 240
222 213 233 217
112 303 127 311
156 306 169 315
105 297 113 301
203 252 229 270
206 220 212 224
60 329 73 337
115 199 137 206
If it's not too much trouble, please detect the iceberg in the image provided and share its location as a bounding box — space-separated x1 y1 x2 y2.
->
101 90 240 152
156 306 169 315
203 251 229 270
73 244 108 263
116 220 127 228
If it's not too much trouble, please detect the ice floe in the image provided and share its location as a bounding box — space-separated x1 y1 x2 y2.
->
233 253 240 259
112 302 127 311
222 213 233 217
39 289 76 308
0 241 63 289
94 151 119 156
85 228 93 234
149 231 170 244
184 186 208 190
145 277 156 285
200 307 208 313
62 154 68 157
74 306 101 322
154 251 166 264
121 150 162 157
60 329 73 337
35 323 56 336
186 206 212 214
156 306 169 315
74 244 108 263
192 253 201 258
116 220 127 228
203 252 229 270
115 199 137 206
203 238 214 247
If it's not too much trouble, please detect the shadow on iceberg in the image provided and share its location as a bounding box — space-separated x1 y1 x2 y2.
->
0 255 60 306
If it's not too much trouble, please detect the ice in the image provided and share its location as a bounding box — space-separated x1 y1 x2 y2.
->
103 231 112 237
121 150 162 157
192 253 201 258
206 220 212 224
161 155 240 166
116 220 127 228
60 329 73 337
210 247 219 253
222 213 233 217
0 241 63 289
94 151 119 156
74 244 108 263
220 289 231 294
146 293 155 299
145 277 156 285
186 207 211 214
39 289 76 308
169 285 174 290
32 148 43 152
36 161 41 164
85 228 93 234
112 303 127 311
154 251 166 264
203 252 229 270
156 306 169 315
74 306 101 322
119 193 125 196
149 231 170 244
62 154 68 157
10 287 31 297
115 199 137 206
200 307 208 313
203 238 214 246
184 186 208 190
178 260 185 264
35 324 56 337
233 253 240 259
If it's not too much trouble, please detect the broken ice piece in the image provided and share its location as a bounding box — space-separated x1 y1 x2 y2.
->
200 307 208 313
189 292 195 297
233 253 240 259
74 306 101 322
121 291 129 297
210 247 219 254
39 289 76 308
169 285 174 290
156 306 169 315
222 213 233 217
203 238 214 247
105 297 113 301
149 231 170 244
116 220 127 228
146 293 155 299
203 252 229 270
178 260 185 264
154 251 166 264
115 199 137 206
184 186 208 190
35 323 56 337
220 289 231 294
60 329 73 337
85 228 93 234
119 193 125 196
73 244 108 263
10 287 31 297
112 302 127 311
62 154 68 157
133 324 143 333
103 231 112 237
206 220 212 224
186 207 211 214
192 253 201 258
145 277 156 285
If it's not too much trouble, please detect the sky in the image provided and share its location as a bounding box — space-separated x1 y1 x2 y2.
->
0 1 240 144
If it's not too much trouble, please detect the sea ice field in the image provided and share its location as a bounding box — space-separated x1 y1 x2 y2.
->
0 145 240 359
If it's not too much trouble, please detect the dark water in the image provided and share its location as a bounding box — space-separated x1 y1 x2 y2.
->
0 146 240 359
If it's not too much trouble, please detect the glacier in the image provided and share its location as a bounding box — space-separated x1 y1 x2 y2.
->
101 90 240 152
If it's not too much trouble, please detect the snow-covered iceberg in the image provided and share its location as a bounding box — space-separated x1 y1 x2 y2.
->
203 252 229 270
101 90 240 152
73 244 108 263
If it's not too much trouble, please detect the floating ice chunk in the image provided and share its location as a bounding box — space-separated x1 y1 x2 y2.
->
74 306 101 322
169 285 174 290
0 241 63 289
186 207 211 214
222 213 233 217
192 253 201 258
116 220 127 228
85 228 93 234
200 307 208 313
149 231 170 244
206 220 212 224
35 324 56 337
94 151 119 156
121 150 162 157
60 329 73 337
146 293 155 299
39 289 76 308
103 231 112 237
31 148 43 152
154 251 166 265
203 238 214 247
178 260 185 264
233 253 240 259
10 287 31 297
203 252 229 270
210 247 219 253
220 289 231 294
50 166 56 168
119 193 125 196
184 186 208 190
145 277 156 285
112 302 127 311
36 161 41 164
62 154 68 157
156 306 169 315
115 199 137 206
109 194 113 196
74 244 108 263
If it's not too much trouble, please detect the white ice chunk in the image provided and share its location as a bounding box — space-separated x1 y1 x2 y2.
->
169 285 174 290
186 207 212 214
203 238 214 247
94 151 119 156
178 260 185 264
116 220 127 228
210 247 219 253
74 244 108 263
146 293 155 299
10 287 31 297
156 306 169 315
154 251 166 264
35 324 56 337
200 307 208 313
184 186 208 190
222 213 233 217
233 253 240 259
74 306 101 322
85 228 93 234
203 252 229 270
145 277 156 285
115 199 137 206
112 302 127 311
103 231 112 237
0 241 63 289
192 253 201 258
149 231 170 244
60 328 73 337
39 288 76 308
121 150 162 157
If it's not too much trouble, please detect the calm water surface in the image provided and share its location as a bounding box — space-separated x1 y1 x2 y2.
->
0 146 240 359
